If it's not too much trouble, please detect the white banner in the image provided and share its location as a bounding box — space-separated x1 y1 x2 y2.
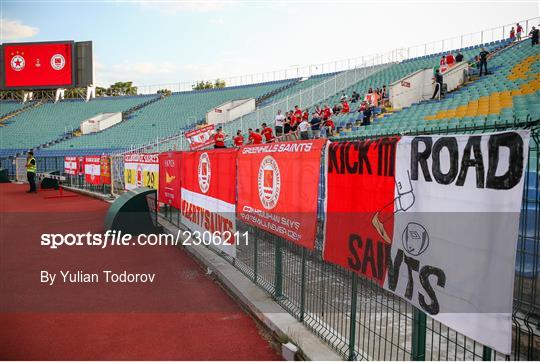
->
181 188 236 257
385 130 530 354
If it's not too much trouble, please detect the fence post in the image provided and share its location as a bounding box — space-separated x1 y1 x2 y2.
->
412 308 427 361
299 247 306 321
348 272 358 361
482 346 492 361
253 231 258 283
274 236 283 299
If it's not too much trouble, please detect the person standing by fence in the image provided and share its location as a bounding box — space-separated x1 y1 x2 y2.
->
26 151 37 193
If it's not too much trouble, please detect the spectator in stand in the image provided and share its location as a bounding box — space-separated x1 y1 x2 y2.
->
323 104 332 121
340 93 348 101
261 123 275 143
530 27 539 46
298 117 310 140
479 48 490 76
310 112 321 139
432 69 443 99
233 130 244 147
324 118 335 136
351 91 360 103
275 110 285 137
362 105 372 126
510 27 516 41
315 105 323 117
445 53 455 67
283 112 291 139
290 111 299 138
455 51 464 63
293 105 303 119
213 127 227 148
341 99 350 114
516 23 523 41
248 128 263 145
439 56 446 67
302 109 309 121
333 103 341 114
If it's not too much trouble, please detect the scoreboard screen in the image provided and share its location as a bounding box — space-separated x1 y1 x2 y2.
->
0 41 87 89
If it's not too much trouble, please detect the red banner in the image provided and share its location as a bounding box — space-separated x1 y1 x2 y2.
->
83 156 101 185
64 156 79 175
237 140 326 249
3 42 73 88
323 138 399 284
158 151 182 209
185 125 215 150
180 149 237 256
100 156 111 185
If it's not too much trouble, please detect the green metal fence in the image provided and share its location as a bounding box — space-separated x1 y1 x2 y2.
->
4 118 538 360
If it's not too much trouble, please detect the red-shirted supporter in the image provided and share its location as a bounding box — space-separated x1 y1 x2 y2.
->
324 118 335 136
233 130 244 147
445 53 455 66
293 105 302 118
439 56 446 66
214 127 226 148
261 123 275 143
323 105 332 120
290 114 299 130
341 101 350 114
248 128 263 145
302 110 309 120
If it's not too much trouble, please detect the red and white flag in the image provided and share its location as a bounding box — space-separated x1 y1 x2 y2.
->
237 139 327 249
180 149 237 256
185 125 216 150
83 156 101 185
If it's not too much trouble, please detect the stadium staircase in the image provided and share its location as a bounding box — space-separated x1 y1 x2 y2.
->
0 100 44 126
255 78 301 106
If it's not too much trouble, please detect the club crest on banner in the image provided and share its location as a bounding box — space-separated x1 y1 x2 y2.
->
11 55 25 71
401 222 430 256
258 155 281 210
50 54 66 70
198 152 211 193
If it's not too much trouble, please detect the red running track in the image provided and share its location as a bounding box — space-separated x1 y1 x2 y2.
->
0 183 281 360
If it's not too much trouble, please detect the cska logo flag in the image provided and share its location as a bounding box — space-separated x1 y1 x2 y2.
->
180 149 237 257
237 139 327 249
323 131 530 355
83 156 101 185
158 151 182 209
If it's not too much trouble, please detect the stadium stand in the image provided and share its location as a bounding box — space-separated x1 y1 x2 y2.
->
37 78 302 154
0 95 160 156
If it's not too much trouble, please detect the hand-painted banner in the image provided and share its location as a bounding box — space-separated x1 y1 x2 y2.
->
124 153 159 191
84 156 101 185
237 139 326 249
100 156 111 185
64 156 81 175
158 151 182 209
180 149 237 257
323 137 400 283
323 131 530 355
185 124 215 150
